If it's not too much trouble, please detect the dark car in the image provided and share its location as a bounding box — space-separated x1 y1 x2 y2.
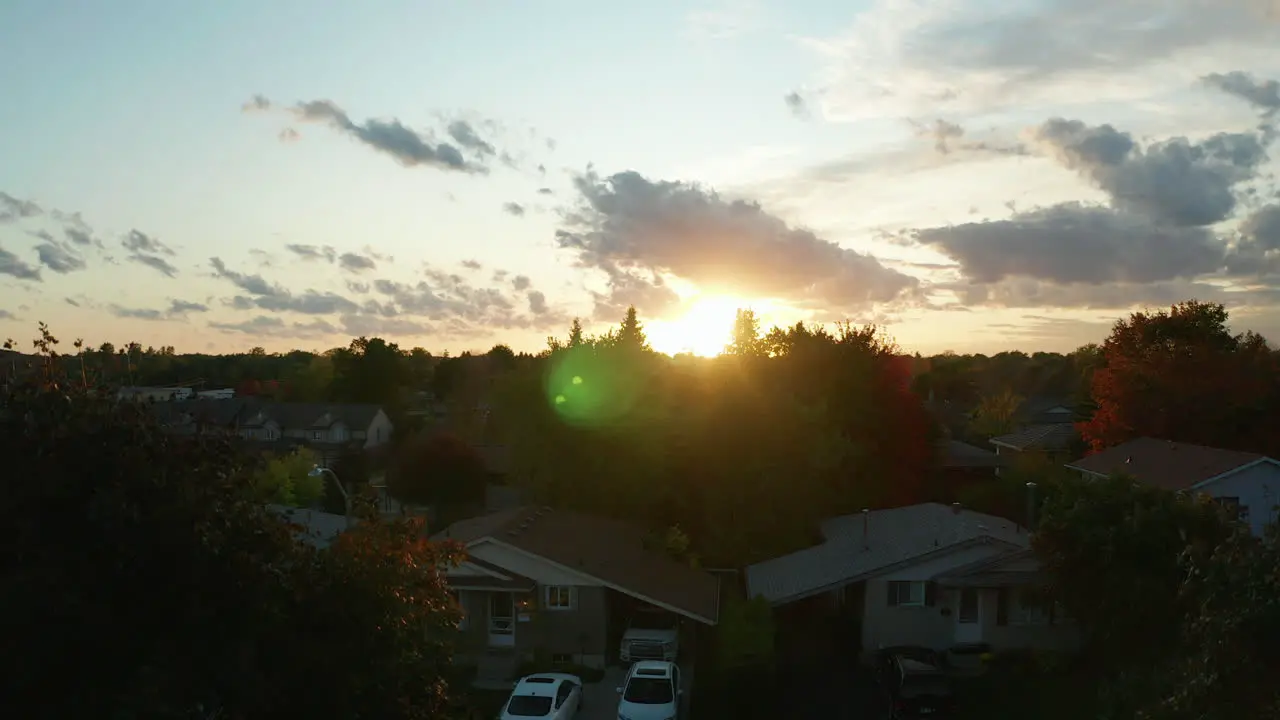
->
875 648 956 718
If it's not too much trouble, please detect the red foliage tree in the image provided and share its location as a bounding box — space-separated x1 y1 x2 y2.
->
1079 300 1279 454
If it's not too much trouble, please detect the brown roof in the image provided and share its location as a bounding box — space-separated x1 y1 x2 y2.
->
434 506 721 624
1067 437 1267 491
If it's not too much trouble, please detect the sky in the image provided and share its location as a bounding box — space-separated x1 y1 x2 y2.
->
3 0 1280 357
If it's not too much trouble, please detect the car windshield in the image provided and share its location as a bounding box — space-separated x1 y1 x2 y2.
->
505 694 553 716
902 676 952 698
623 677 674 704
630 611 677 630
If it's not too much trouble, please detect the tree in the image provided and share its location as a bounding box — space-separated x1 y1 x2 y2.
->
252 447 326 507
969 388 1023 437
725 308 765 357
330 336 409 409
0 330 466 719
567 318 585 348
389 431 489 507
1080 301 1279 453
612 306 650 352
1033 474 1235 668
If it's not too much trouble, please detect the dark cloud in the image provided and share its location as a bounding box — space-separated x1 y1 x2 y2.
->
33 242 87 274
503 201 526 217
1203 71 1280 115
555 170 917 317
461 259 483 270
527 290 549 315
940 276 1247 312
369 266 564 331
1033 118 1269 227
284 243 336 262
210 315 339 338
129 253 179 278
121 229 175 256
915 203 1226 285
512 275 532 291
346 280 371 294
784 91 810 118
447 120 496 157
110 298 209 321
209 257 285 296
537 187 554 195
278 127 300 142
0 309 15 320
64 297 80 307
0 192 42 222
0 246 41 280
64 227 95 246
338 252 377 273
242 94 272 112
253 97 490 173
1242 204 1280 250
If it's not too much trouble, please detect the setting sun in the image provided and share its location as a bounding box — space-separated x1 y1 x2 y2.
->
647 295 752 357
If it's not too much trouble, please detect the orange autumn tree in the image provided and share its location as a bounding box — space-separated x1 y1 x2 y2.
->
1079 300 1279 454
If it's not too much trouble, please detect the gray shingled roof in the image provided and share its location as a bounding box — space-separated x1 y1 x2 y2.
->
939 439 1004 468
990 423 1078 452
1066 437 1267 491
746 503 1030 606
269 505 351 548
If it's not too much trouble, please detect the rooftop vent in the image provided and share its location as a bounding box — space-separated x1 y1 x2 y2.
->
951 502 962 514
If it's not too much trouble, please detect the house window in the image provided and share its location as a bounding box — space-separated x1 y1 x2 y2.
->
1217 497 1249 522
887 581 926 607
1011 588 1048 625
311 431 323 441
543 585 576 610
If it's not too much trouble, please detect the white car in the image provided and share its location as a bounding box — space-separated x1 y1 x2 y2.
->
500 673 583 720
619 607 680 663
616 661 682 720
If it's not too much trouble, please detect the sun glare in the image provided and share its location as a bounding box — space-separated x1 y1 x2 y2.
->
648 295 750 357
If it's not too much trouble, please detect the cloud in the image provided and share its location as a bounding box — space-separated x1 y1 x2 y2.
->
805 0 1280 121
784 91 810 118
338 315 431 336
555 169 917 317
121 229 174 256
537 187 554 195
249 96 493 173
1203 71 1280 116
129 253 179 278
527 290 550 315
338 251 377 273
461 259 482 270
511 275 531 291
63 227 96 246
209 315 339 338
368 266 565 332
209 257 284 296
0 246 41 280
915 202 1226 284
912 118 965 154
0 309 14 320
503 201 526 217
1031 118 1269 227
284 243 337 262
33 242 87 274
0 192 42 222
278 127 300 142
109 298 211 321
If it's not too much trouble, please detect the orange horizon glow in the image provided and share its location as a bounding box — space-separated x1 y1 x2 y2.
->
646 295 759 357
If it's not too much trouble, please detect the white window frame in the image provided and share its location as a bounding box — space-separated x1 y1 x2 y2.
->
543 585 576 611
889 580 926 607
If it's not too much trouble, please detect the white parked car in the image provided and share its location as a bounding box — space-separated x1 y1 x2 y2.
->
616 661 682 720
500 673 583 720
619 607 680 663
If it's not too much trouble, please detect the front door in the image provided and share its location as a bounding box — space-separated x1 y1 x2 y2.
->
488 592 515 647
954 588 982 644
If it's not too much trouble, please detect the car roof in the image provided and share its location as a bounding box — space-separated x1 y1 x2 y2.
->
513 675 564 697
630 661 675 678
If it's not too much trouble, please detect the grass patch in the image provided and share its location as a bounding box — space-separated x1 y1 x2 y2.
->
512 660 606 684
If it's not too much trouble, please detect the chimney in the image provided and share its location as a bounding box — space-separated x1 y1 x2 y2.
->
1025 482 1038 531
861 508 870 549
951 502 962 515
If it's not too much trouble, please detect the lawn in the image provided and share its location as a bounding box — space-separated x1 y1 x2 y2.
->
953 661 1099 720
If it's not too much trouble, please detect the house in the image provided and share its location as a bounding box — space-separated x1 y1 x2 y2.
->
150 399 393 465
1066 437 1280 537
268 504 351 548
432 506 720 672
933 439 1005 502
989 397 1083 469
744 503 1078 664
118 385 194 402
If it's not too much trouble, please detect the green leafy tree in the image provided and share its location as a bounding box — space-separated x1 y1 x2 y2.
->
252 447 326 507
1033 474 1236 669
970 387 1024 437
0 327 466 719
